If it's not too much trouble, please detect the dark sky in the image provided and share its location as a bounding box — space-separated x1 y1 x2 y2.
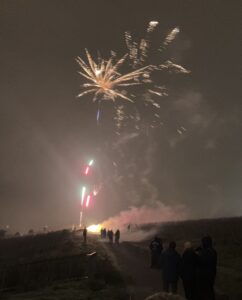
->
0 0 241 232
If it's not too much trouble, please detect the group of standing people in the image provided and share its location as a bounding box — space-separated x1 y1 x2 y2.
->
150 235 217 300
100 228 120 244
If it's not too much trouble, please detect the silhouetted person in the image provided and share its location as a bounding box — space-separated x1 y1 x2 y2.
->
115 229 120 244
83 227 87 243
103 228 107 238
160 241 181 294
180 241 197 300
196 236 217 300
149 236 163 268
109 230 114 243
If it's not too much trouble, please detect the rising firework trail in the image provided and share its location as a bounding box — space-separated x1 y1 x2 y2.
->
86 195 91 208
88 159 94 166
81 186 86 206
85 166 89 175
80 186 86 226
79 159 99 226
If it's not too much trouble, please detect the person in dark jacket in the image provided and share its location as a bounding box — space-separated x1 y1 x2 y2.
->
108 230 114 243
83 227 87 243
160 241 181 294
115 229 120 244
150 236 163 268
103 228 107 238
180 241 197 300
196 236 217 300
107 230 110 241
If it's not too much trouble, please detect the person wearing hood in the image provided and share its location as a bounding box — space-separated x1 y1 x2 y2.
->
196 236 217 300
149 236 163 268
180 241 197 300
160 241 181 294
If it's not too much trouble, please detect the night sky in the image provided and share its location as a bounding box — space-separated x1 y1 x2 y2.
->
0 0 241 232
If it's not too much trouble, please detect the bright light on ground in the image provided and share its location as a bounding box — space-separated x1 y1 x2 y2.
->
87 224 101 233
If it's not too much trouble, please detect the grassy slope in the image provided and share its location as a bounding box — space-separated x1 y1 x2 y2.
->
0 230 127 300
1 217 242 300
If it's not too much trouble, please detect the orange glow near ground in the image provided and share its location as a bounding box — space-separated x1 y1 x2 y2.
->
87 224 101 233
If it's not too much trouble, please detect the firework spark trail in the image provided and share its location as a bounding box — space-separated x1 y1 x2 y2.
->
123 22 190 132
76 49 150 103
125 20 159 68
159 60 190 74
125 23 189 75
114 105 125 131
76 22 190 132
162 26 180 47
86 195 91 207
96 109 100 122
81 186 86 206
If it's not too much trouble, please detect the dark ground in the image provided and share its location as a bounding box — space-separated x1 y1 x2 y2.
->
0 230 127 300
0 217 242 300
101 240 173 299
100 217 242 300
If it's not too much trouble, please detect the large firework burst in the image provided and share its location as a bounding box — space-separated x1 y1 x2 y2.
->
76 49 150 102
76 21 190 131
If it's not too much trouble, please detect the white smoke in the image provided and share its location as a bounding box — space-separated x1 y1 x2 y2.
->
101 201 188 241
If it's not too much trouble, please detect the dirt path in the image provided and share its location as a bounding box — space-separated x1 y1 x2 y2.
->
101 240 184 300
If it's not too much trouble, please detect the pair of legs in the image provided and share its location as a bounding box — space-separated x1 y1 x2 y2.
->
163 279 178 294
150 252 159 268
197 281 215 300
183 280 196 300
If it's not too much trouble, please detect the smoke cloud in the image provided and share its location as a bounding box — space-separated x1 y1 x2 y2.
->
101 201 188 240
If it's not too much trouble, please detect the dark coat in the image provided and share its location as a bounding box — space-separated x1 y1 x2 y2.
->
196 247 217 283
180 249 197 281
160 248 181 282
